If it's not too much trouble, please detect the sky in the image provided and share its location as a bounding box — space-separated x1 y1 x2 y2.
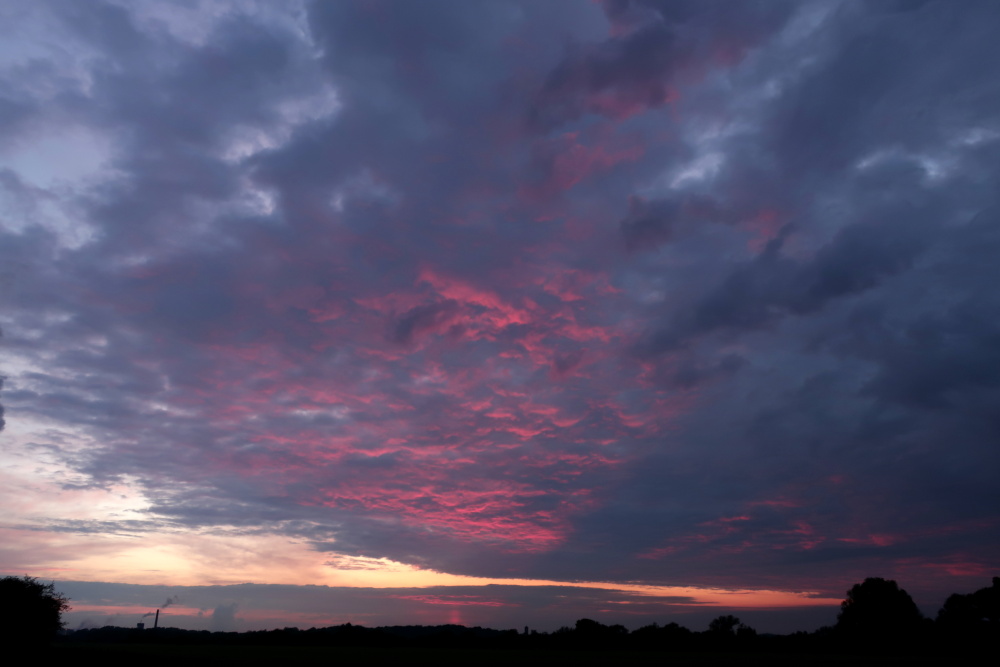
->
1 0 998 635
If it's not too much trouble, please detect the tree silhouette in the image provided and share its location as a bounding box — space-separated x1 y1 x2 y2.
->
569 618 628 647
836 577 922 644
937 576 1000 638
0 576 70 645
707 614 756 646
708 614 741 635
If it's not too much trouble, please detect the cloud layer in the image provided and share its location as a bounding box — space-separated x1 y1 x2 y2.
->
2 0 999 628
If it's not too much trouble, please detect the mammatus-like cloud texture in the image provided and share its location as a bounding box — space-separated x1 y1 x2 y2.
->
1 0 998 631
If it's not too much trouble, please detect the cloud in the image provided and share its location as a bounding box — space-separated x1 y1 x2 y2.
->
54 579 840 634
391 300 462 345
638 210 934 355
1 0 999 632
211 602 239 632
530 0 795 131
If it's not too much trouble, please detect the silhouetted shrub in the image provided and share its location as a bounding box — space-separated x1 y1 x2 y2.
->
0 575 70 646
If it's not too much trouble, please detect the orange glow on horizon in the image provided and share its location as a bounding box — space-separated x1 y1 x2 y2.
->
5 525 839 610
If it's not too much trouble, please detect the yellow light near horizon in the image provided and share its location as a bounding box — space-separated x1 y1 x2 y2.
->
5 525 840 609
0 460 839 611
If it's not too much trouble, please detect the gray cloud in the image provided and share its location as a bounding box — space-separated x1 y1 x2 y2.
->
639 210 934 355
392 300 461 345
211 602 239 632
2 0 999 629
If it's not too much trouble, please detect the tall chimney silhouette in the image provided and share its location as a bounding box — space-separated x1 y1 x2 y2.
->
154 609 160 629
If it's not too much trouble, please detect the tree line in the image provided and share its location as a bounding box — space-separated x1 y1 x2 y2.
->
3 574 998 654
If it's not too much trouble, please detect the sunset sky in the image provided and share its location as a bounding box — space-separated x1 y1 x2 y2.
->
1 0 998 634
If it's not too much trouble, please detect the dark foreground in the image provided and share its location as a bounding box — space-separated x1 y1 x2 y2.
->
55 644 964 667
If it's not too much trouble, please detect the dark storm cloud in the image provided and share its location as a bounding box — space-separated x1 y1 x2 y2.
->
639 208 934 354
2 0 999 621
619 194 730 252
535 0 1000 597
531 0 795 131
849 207 1000 410
620 196 680 251
531 19 680 131
767 1 1000 178
42 9 331 264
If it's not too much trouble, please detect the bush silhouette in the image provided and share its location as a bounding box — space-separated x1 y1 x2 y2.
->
0 576 70 645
